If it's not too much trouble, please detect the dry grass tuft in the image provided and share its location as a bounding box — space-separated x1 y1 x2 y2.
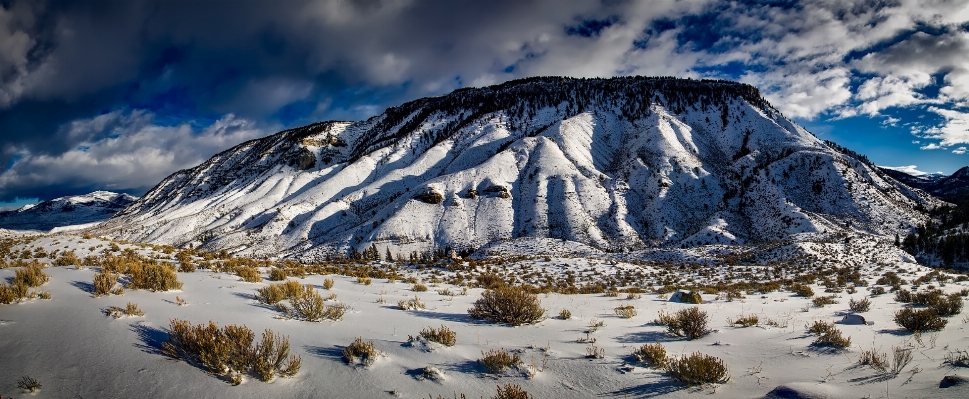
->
732 315 759 327
614 305 637 319
420 325 457 347
104 302 145 318
479 348 522 374
807 320 851 348
633 342 667 369
559 308 572 320
493 383 533 399
891 346 912 374
236 266 262 283
322 278 334 290
812 295 839 307
398 296 426 311
857 347 888 372
17 375 42 392
849 297 872 312
666 351 729 386
343 337 378 366
468 286 545 326
268 268 287 281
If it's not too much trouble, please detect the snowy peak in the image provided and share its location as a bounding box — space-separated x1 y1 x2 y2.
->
0 191 138 231
95 76 938 259
879 166 969 198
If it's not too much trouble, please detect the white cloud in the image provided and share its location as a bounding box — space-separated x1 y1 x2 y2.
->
880 165 929 175
953 146 967 154
921 107 969 147
0 111 268 194
920 143 944 150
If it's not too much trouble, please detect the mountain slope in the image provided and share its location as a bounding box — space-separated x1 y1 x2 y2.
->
0 191 138 231
94 76 939 259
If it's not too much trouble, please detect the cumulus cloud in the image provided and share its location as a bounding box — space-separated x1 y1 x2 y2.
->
953 147 967 155
0 111 267 201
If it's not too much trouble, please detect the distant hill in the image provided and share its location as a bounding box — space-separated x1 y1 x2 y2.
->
0 191 138 231
880 166 969 199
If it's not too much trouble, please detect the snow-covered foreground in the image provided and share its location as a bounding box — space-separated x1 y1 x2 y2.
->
2 236 969 398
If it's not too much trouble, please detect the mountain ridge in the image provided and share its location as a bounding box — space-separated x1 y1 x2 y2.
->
94 76 940 259
0 191 138 231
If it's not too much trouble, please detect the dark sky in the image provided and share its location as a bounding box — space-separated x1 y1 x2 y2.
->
1 0 969 207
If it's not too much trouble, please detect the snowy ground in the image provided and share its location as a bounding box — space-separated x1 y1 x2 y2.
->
2 234 969 398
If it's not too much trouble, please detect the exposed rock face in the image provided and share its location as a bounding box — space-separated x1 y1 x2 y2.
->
93 76 938 259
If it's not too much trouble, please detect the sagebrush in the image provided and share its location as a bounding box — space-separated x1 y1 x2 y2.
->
468 286 545 326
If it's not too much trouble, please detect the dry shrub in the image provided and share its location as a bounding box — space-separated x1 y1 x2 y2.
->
807 320 833 336
322 278 334 290
255 284 286 305
53 250 81 267
128 262 183 291
849 297 872 312
614 305 637 319
559 308 572 320
789 283 814 297
38 290 51 300
732 315 759 327
857 347 888 372
14 262 50 287
0 281 29 304
286 285 344 322
468 286 545 326
0 283 17 304
658 307 711 339
398 296 426 311
252 330 301 381
479 349 522 374
666 351 729 386
412 283 428 292
161 319 300 382
268 268 287 281
655 310 679 334
17 375 41 392
633 342 667 369
343 337 378 366
236 267 262 283
894 307 947 332
420 325 457 347
104 302 145 318
812 295 839 307
93 270 118 297
807 321 851 348
931 294 964 317
891 346 912 374
493 384 532 399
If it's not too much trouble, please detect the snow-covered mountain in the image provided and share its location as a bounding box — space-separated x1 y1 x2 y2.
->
94 76 939 259
0 191 138 231
880 166 969 198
